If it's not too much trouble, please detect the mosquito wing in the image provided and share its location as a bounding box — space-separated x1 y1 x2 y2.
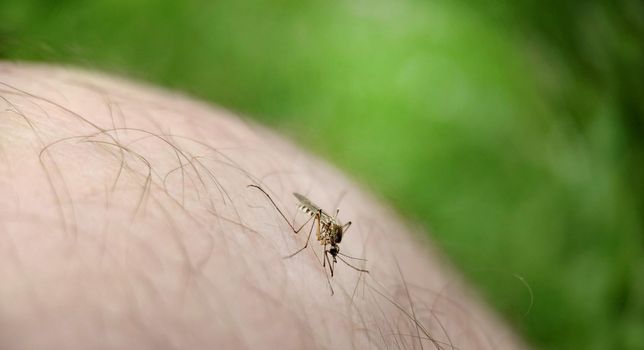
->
293 192 320 213
293 192 337 224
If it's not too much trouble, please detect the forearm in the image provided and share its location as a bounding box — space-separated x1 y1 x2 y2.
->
0 62 524 349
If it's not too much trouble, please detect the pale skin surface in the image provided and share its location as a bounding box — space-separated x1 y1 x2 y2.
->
0 63 526 349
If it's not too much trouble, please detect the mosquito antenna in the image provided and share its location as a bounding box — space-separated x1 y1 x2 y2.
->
337 255 369 273
338 252 368 261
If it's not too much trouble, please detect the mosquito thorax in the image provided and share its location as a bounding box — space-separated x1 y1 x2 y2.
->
334 225 343 243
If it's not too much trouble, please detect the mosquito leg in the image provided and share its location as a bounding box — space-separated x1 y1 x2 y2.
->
322 243 327 268
285 213 319 259
248 184 312 233
323 258 334 296
325 250 335 277
342 221 352 235
304 247 335 295
290 208 317 234
292 215 314 234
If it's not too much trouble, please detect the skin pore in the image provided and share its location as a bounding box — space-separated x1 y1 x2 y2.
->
0 62 525 349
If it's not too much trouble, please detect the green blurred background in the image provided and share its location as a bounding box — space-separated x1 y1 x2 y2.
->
2 0 643 348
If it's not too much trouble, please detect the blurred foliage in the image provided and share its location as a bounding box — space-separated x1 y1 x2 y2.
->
1 0 643 348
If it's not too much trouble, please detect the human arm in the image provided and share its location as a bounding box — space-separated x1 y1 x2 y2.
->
0 62 525 349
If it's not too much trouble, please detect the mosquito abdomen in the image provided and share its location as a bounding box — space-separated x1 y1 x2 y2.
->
298 205 315 216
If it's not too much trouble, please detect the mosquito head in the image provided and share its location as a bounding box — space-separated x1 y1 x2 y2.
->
329 244 339 259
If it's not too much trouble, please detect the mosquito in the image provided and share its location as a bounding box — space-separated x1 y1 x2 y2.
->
248 185 369 278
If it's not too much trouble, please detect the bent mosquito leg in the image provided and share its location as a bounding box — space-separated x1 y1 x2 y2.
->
247 184 313 233
292 215 315 234
285 211 320 259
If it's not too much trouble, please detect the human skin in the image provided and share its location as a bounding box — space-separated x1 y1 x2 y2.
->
0 62 525 349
